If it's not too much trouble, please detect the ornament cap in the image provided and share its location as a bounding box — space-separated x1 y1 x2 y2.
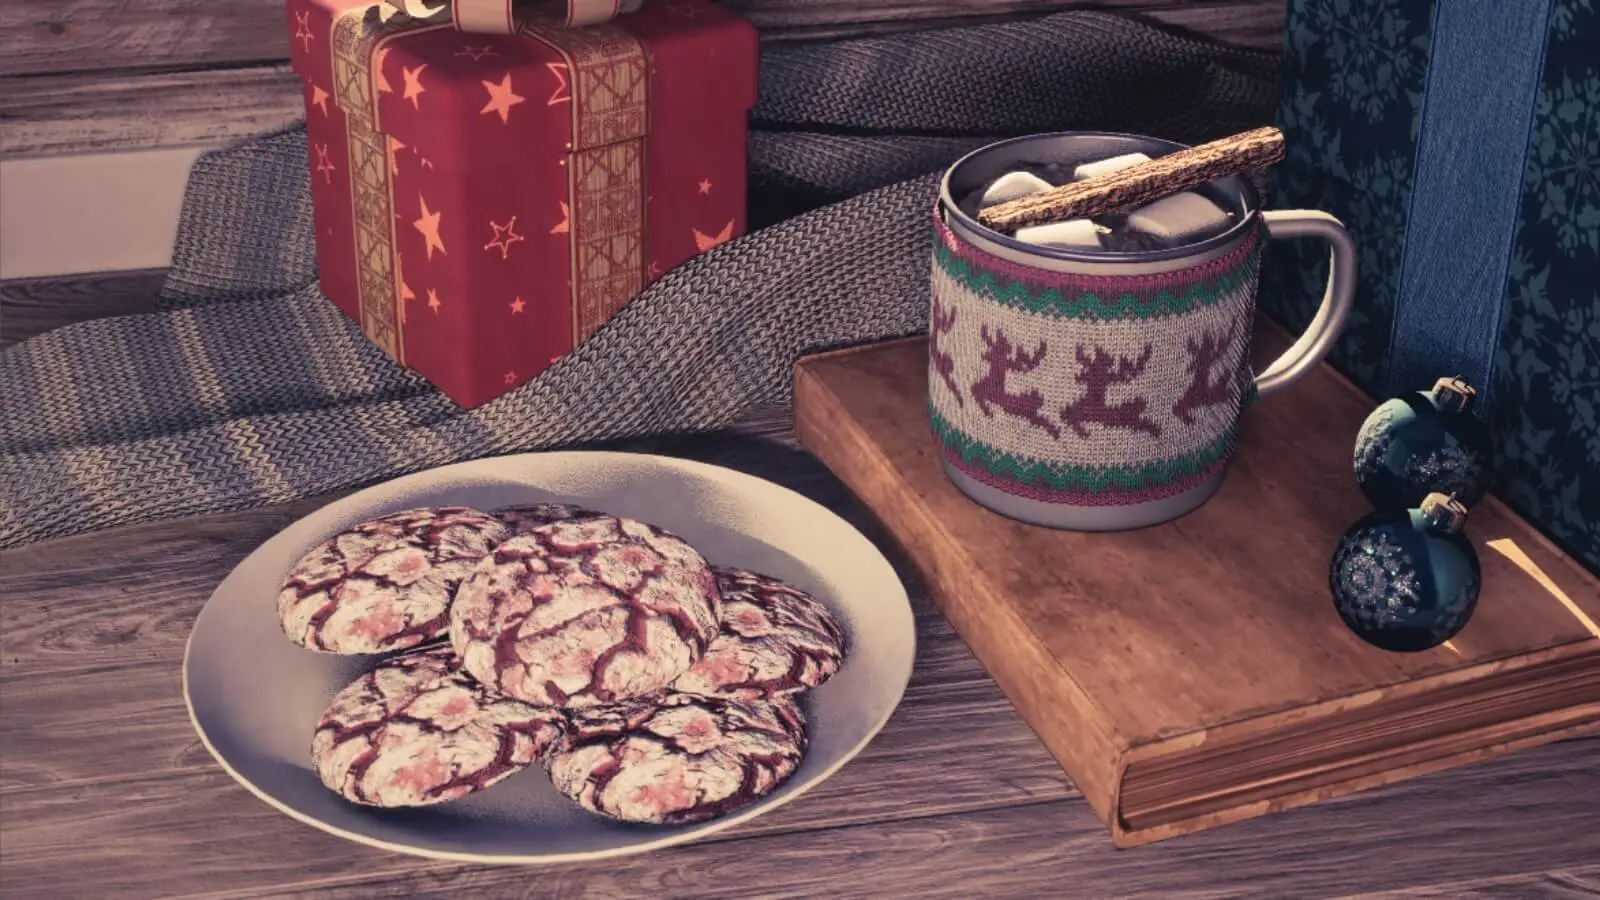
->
1419 491 1470 533
1430 376 1477 413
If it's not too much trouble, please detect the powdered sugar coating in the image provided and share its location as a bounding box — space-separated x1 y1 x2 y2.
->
449 515 722 708
492 502 604 535
277 507 509 654
672 567 846 700
546 693 807 824
310 645 566 808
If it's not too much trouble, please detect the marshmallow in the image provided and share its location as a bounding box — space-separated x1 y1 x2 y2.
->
1073 152 1152 180
979 171 1054 208
1014 219 1107 250
1124 192 1235 245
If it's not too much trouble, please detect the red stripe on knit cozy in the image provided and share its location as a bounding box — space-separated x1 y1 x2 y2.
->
933 205 1260 294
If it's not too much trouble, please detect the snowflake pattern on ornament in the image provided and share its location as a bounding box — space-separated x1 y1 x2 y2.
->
1352 404 1397 475
1332 529 1422 628
1402 442 1486 500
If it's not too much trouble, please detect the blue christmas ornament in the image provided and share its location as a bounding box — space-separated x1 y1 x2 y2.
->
1330 493 1481 653
1353 377 1492 510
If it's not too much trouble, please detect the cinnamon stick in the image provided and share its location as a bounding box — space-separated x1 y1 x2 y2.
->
975 126 1287 233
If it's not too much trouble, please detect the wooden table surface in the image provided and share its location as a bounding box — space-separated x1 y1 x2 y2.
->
2 283 1600 899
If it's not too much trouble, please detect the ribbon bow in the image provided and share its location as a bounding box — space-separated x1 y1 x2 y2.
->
375 0 644 34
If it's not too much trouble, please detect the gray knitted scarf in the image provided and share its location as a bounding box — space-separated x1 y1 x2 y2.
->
0 11 1280 548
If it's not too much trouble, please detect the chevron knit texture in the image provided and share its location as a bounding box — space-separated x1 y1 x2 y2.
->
0 11 1280 548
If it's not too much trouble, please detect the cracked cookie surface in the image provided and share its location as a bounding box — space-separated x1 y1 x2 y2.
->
672 567 846 701
449 515 722 708
311 645 566 807
277 506 508 654
491 502 604 535
546 692 807 824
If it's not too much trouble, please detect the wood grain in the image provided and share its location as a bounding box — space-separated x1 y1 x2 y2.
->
0 269 168 348
0 0 1284 77
11 734 1582 900
792 325 1600 846
1351 868 1600 899
0 65 306 158
0 0 1285 157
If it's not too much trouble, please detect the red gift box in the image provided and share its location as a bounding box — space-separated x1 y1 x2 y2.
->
287 0 758 407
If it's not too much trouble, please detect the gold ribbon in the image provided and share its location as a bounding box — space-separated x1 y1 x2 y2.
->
520 5 650 345
373 0 645 34
331 1 425 362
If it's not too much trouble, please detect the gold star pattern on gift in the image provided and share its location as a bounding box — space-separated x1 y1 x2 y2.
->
396 252 416 324
427 287 442 313
293 12 315 51
311 86 331 116
312 143 336 184
456 44 498 61
693 220 734 252
480 74 525 124
504 370 517 385
648 261 662 278
509 296 526 314
414 194 447 260
485 216 524 259
551 201 570 235
402 64 428 110
386 137 407 177
374 48 393 94
546 62 571 106
697 178 712 195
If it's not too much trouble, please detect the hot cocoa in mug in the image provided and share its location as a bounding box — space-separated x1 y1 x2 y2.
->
931 131 1357 531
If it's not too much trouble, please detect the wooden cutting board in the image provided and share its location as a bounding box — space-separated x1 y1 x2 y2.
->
792 323 1600 849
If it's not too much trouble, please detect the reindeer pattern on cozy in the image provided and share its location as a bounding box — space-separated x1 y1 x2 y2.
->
931 305 1252 458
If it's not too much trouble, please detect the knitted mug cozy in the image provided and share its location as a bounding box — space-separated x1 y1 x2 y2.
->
927 209 1266 508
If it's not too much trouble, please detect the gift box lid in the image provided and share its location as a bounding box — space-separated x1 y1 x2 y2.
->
288 0 758 172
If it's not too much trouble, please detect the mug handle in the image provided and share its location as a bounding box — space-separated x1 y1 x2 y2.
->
1252 210 1358 398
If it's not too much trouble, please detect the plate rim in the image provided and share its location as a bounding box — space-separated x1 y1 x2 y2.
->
181 448 917 865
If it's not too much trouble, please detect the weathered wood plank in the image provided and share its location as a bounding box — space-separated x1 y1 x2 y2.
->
0 269 168 349
0 65 306 158
0 0 1284 156
6 734 1584 900
0 0 1283 77
1349 868 1600 899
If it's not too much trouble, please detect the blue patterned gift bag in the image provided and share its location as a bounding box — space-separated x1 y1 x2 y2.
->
1264 0 1600 573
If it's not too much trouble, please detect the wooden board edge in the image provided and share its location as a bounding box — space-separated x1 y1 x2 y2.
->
1119 639 1600 763
793 344 1129 826
1108 712 1600 849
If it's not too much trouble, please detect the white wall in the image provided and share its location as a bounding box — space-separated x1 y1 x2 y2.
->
0 148 204 279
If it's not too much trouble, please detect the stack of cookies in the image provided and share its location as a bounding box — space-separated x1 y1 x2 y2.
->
276 502 848 825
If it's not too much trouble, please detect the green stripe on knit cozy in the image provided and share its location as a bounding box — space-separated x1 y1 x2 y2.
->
931 239 1262 321
928 406 1238 491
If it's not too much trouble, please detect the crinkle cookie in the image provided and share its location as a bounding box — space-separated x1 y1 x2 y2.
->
491 502 604 535
277 506 509 654
449 515 722 708
672 567 846 701
546 692 807 824
310 645 566 808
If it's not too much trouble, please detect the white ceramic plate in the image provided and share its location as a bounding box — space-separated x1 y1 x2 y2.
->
183 450 916 864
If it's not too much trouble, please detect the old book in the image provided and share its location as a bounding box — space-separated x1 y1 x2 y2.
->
792 326 1600 848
